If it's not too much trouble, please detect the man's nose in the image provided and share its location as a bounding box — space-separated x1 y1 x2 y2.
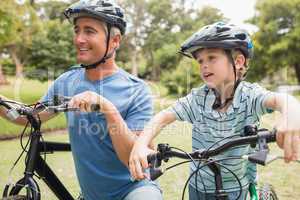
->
74 32 87 44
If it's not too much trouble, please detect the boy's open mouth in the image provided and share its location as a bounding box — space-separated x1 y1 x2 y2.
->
203 72 214 78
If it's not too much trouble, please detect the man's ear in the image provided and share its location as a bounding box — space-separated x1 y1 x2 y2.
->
110 34 121 50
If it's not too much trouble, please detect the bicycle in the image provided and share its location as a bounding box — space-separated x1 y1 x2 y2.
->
0 95 99 200
146 126 288 200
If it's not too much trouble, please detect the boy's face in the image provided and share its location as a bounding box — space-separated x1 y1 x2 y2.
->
194 48 235 90
73 17 108 65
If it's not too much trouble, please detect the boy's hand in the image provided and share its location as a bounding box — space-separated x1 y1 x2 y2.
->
129 140 156 180
276 117 300 163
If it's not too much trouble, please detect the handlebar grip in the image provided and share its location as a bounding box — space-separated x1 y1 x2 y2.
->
147 154 157 166
91 104 101 112
149 167 163 181
147 153 164 180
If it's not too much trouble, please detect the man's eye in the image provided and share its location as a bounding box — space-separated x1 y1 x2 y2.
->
86 29 95 34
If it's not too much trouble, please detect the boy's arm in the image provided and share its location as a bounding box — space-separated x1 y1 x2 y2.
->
263 93 300 162
129 110 176 180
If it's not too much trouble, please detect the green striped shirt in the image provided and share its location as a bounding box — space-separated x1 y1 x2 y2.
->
169 81 273 193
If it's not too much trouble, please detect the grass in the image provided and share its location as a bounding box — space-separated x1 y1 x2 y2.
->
0 77 66 138
0 132 80 199
0 115 299 200
0 77 300 199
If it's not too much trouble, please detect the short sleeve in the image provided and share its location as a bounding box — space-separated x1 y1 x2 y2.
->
250 83 273 118
125 84 153 131
167 92 196 123
40 77 65 104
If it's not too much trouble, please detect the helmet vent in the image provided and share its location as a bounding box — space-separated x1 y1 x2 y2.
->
235 33 246 40
216 27 230 33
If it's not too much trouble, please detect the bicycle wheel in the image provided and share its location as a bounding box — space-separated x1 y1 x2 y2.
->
2 177 40 200
1 195 27 200
258 184 278 200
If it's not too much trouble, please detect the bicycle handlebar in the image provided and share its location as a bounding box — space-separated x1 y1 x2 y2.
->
147 127 277 180
0 95 101 121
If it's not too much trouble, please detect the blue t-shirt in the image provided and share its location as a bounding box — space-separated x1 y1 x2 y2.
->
42 67 154 200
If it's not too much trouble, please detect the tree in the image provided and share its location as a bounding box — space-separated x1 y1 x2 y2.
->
249 0 300 83
0 0 42 77
142 0 224 80
0 7 14 84
118 0 148 76
27 19 76 81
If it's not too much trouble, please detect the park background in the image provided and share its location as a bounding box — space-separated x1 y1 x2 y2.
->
0 0 299 199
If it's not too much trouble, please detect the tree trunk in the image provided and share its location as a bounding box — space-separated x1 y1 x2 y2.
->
131 47 138 76
0 62 8 85
8 46 23 78
294 63 300 84
150 51 160 81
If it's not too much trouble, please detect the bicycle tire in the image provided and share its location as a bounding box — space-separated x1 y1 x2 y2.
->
1 195 27 200
2 177 40 200
258 184 278 200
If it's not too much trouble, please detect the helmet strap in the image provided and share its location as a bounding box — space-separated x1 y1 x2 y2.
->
212 50 240 110
80 24 115 69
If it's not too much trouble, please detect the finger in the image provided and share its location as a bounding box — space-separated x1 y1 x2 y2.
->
129 159 137 180
148 140 155 150
276 131 284 149
134 159 145 180
283 132 293 163
69 96 81 109
79 101 86 112
83 100 90 112
292 133 300 161
140 155 149 170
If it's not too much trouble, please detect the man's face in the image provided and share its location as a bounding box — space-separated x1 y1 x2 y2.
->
73 17 107 65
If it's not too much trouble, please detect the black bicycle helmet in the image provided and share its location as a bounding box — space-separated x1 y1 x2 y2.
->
64 0 126 35
179 21 253 59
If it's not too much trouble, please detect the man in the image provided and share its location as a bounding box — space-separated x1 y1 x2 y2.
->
0 0 162 200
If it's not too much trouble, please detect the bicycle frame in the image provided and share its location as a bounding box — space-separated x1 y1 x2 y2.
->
2 104 74 200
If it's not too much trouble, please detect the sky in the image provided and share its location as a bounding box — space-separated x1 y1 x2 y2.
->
193 0 258 32
34 0 259 32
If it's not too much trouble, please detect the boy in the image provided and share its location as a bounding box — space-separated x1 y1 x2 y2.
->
129 22 300 199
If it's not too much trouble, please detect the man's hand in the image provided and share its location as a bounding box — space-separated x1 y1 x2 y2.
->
68 91 112 113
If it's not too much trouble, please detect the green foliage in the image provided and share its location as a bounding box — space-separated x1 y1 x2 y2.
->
0 76 67 137
249 0 300 83
161 57 202 96
27 20 76 81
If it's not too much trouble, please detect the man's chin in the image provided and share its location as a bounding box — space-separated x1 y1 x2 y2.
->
77 58 91 65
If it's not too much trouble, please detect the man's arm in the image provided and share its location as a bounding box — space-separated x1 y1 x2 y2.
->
0 95 57 125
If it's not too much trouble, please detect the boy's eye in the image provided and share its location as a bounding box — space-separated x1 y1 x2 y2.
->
208 55 216 60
